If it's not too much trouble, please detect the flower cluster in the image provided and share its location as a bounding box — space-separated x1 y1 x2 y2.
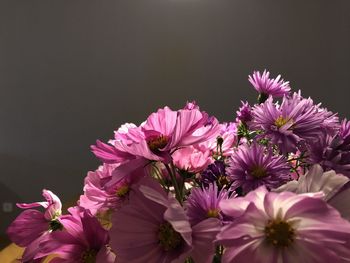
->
7 70 350 263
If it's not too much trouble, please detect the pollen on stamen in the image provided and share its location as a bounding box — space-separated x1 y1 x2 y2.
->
147 135 169 153
274 116 290 128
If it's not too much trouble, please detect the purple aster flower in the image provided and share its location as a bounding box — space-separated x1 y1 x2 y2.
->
251 92 338 154
248 70 290 102
308 119 350 177
236 101 253 124
227 143 290 193
186 183 232 225
201 160 231 189
110 176 221 263
216 186 350 263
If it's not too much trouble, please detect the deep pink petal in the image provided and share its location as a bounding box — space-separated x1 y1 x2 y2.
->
7 209 48 246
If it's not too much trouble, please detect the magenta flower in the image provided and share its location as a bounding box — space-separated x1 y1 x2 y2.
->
37 207 114 263
92 104 220 163
248 70 290 101
186 183 232 225
110 176 221 263
236 101 253 124
252 92 338 153
7 189 62 247
227 143 290 193
217 186 350 263
6 190 63 262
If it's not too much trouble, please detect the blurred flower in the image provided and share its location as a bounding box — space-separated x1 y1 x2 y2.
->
217 186 350 263
275 164 349 201
201 160 230 189
308 119 350 177
227 143 290 193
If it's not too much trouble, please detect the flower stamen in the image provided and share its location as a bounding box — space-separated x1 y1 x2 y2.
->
147 135 169 152
158 222 183 251
264 219 295 247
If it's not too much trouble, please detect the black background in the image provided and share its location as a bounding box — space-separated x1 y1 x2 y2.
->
0 0 349 244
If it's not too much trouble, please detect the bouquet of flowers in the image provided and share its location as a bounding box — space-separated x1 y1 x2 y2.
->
7 70 350 263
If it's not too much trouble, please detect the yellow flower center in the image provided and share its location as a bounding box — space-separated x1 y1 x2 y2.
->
274 116 290 128
207 209 220 218
264 219 295 247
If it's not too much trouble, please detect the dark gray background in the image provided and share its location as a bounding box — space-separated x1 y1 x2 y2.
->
0 0 349 245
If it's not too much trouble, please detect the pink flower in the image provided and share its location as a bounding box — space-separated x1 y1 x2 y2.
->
217 186 350 263
110 176 221 263
79 162 146 215
172 145 212 173
37 207 114 263
7 190 63 262
199 122 237 158
92 105 220 163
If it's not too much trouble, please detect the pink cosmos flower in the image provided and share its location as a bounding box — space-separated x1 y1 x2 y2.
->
92 104 220 163
172 145 212 173
79 162 146 215
199 122 237 158
7 189 62 247
37 207 114 263
7 189 63 262
110 176 221 263
217 186 350 263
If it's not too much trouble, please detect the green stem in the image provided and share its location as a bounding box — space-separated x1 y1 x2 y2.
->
165 163 182 204
152 164 168 191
